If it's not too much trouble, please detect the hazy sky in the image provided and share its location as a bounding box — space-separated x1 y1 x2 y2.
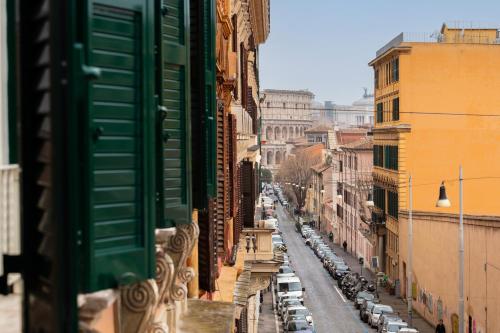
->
259 0 500 105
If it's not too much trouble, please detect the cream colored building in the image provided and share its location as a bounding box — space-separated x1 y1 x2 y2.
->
261 89 314 173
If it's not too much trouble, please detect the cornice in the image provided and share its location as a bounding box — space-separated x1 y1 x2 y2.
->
399 210 500 228
372 124 411 134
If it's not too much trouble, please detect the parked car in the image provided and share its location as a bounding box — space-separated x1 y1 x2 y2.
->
354 291 376 309
382 321 408 333
276 276 304 304
332 263 350 279
397 328 419 333
279 266 294 274
369 304 394 328
284 319 314 333
280 298 303 317
360 300 377 322
377 314 403 332
283 306 313 327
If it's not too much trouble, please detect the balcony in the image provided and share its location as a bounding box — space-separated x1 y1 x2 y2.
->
241 227 276 262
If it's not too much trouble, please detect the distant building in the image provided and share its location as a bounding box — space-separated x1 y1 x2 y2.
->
261 89 314 173
313 90 374 128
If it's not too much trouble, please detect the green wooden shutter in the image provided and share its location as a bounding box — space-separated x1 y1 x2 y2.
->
82 0 155 291
159 0 192 227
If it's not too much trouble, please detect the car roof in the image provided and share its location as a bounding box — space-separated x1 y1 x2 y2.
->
277 276 301 283
286 306 308 311
374 304 393 310
387 321 407 326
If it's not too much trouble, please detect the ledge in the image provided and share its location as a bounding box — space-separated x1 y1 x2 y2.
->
178 299 235 333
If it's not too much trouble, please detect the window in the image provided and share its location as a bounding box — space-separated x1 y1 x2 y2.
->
354 156 358 170
373 145 384 167
392 97 399 121
376 103 383 123
337 204 343 218
374 186 386 211
388 191 399 218
266 101 270 108
392 58 399 82
231 15 237 52
283 102 286 108
375 69 380 89
384 146 398 170
339 160 343 172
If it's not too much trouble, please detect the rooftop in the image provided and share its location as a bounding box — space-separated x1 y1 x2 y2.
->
341 136 373 150
375 23 500 58
304 124 333 133
262 89 315 97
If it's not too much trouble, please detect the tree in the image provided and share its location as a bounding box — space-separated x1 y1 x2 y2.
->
276 148 321 208
260 168 273 184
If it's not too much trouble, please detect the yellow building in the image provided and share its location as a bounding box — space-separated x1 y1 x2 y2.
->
369 23 500 332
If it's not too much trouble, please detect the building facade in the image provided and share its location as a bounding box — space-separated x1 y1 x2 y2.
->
331 137 374 266
369 23 500 332
0 1 275 332
260 89 314 174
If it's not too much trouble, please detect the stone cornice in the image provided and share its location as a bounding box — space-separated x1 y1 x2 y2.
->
399 210 500 228
372 123 411 133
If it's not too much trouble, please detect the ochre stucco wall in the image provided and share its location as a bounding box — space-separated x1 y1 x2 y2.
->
399 213 500 333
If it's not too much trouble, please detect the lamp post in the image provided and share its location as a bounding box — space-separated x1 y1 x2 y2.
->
408 175 413 327
436 167 463 333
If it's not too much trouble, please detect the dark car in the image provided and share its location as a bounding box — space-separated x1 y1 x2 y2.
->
279 266 294 274
285 320 315 333
354 291 375 309
333 263 350 279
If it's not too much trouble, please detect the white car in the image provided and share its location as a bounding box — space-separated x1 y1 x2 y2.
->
398 328 419 333
382 321 408 333
283 306 313 327
369 304 394 327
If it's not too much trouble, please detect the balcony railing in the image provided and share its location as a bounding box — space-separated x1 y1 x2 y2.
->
241 227 275 261
0 164 21 276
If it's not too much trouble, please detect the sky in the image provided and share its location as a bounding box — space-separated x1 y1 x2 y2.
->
259 0 500 105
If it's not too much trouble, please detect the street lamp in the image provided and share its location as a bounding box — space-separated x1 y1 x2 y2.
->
436 167 463 333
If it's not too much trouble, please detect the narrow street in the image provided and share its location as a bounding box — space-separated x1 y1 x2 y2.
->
276 204 371 333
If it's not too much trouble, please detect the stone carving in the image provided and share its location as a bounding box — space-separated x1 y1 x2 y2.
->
102 223 199 333
120 279 158 333
165 223 199 302
248 275 271 296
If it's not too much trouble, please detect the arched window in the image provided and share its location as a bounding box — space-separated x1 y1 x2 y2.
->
282 127 287 139
295 126 299 137
275 151 282 165
300 127 304 137
266 126 273 140
274 127 281 140
267 150 274 165
289 126 294 138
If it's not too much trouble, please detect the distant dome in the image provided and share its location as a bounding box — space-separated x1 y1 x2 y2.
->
352 91 374 107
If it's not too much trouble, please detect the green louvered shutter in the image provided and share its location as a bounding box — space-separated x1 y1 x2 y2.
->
158 0 192 227
82 0 155 291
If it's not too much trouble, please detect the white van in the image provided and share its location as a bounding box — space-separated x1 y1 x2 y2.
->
276 276 304 304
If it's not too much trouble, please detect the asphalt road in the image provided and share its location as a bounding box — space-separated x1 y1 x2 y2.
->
276 204 372 333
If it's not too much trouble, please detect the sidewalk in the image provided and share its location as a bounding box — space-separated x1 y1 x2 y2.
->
258 286 281 333
320 233 434 333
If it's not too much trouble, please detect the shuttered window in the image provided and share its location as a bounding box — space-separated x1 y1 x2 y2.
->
159 0 192 227
374 186 386 212
191 0 217 291
241 160 255 228
373 145 384 167
392 97 399 121
384 146 398 170
388 191 398 218
376 103 383 123
82 0 156 291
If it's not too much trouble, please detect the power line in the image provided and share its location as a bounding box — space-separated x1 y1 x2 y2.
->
412 176 500 188
261 106 500 117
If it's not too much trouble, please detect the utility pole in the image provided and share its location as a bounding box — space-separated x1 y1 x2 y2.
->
458 166 464 333
407 174 413 327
